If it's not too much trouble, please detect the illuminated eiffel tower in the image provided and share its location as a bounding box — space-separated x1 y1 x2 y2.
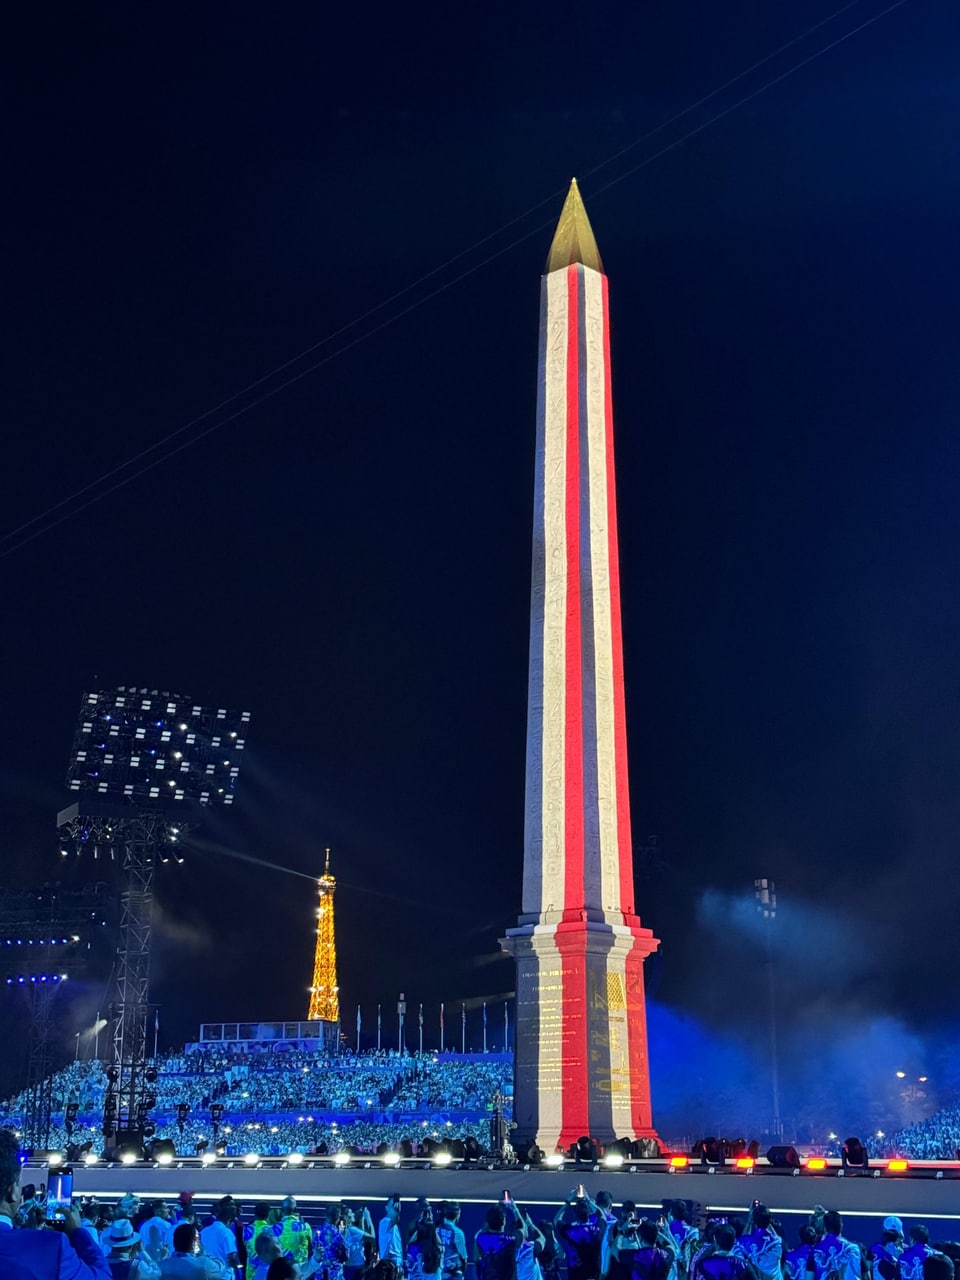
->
307 849 340 1023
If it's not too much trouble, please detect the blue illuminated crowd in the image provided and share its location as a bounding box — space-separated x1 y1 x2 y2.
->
867 1105 960 1162
0 1048 513 1159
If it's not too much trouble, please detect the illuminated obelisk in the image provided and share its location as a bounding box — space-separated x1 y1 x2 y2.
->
502 180 659 1151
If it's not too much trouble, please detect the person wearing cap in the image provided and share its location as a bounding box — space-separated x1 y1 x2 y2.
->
104 1219 162 1279
868 1218 904 1280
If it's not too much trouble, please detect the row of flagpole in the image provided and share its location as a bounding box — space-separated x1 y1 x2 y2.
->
354 998 511 1055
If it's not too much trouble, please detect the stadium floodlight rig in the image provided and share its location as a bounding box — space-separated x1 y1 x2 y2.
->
307 849 340 1024
57 686 250 1155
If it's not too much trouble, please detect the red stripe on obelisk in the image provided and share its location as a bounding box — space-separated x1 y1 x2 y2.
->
561 264 588 1142
601 274 635 919
563 264 584 915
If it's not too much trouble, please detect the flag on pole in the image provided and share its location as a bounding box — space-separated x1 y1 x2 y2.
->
440 1002 445 1035
482 1002 487 1026
356 1004 361 1030
418 1003 424 1026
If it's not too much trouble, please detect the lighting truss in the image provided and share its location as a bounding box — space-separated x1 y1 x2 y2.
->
0 884 111 1149
57 685 250 1156
66 687 251 807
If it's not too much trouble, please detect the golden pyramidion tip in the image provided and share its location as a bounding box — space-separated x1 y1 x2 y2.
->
545 178 604 274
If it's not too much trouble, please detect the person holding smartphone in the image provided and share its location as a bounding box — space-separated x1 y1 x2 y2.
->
554 1189 603 1280
378 1197 403 1272
0 1128 111 1279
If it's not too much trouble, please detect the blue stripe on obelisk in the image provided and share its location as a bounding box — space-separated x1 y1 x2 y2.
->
523 277 549 915
577 266 601 910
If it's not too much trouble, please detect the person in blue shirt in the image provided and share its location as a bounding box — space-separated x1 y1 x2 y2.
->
867 1218 904 1280
436 1202 467 1280
785 1226 819 1280
475 1202 525 1280
691 1226 752 1280
0 1127 111 1280
900 1229 935 1280
554 1192 603 1280
810 1212 863 1280
733 1204 783 1280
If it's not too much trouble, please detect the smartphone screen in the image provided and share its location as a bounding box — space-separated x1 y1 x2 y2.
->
45 1168 73 1223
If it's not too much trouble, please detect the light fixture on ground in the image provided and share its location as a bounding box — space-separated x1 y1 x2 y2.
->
333 1152 350 1166
545 1153 565 1168
287 1152 304 1165
433 1151 453 1166
382 1151 401 1166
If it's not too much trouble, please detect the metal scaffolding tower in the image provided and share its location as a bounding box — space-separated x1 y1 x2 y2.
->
59 686 251 1152
0 885 110 1147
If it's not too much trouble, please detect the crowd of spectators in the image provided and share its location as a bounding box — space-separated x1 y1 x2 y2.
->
0 1046 513 1159
868 1103 960 1161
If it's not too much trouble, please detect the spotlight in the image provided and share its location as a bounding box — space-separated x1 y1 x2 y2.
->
766 1145 801 1170
382 1152 401 1166
333 1152 351 1166
433 1151 453 1166
120 1152 137 1165
669 1156 689 1170
83 1153 99 1166
545 1153 565 1168
806 1158 827 1172
147 1139 177 1163
887 1159 909 1173
287 1153 304 1165
47 1153 64 1168
841 1137 868 1173
201 1153 217 1166
243 1153 259 1165
735 1157 755 1171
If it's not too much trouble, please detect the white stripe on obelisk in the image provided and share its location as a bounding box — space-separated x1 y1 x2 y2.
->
582 266 622 916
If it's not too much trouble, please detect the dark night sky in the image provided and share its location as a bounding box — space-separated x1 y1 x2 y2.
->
2 1 960 1119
